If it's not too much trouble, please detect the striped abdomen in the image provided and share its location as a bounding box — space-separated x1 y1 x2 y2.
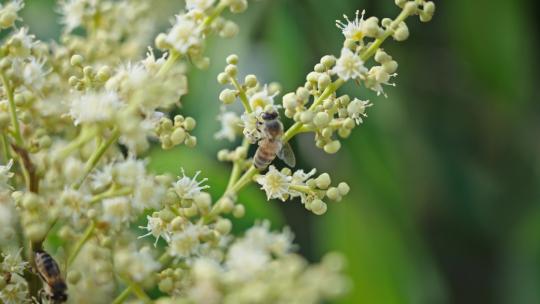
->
254 139 281 169
34 250 68 302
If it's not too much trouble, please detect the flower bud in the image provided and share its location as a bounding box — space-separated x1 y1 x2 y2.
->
215 218 232 235
313 112 330 128
225 64 237 77
219 89 237 104
321 55 336 68
70 54 84 67
318 73 331 89
315 173 331 189
326 187 341 201
183 117 196 131
226 54 239 65
300 111 314 124
217 72 230 84
68 271 82 285
393 22 409 41
220 21 239 38
170 128 186 145
244 74 257 87
155 33 170 50
232 204 245 218
337 182 350 196
185 136 197 148
323 140 341 154
311 199 327 215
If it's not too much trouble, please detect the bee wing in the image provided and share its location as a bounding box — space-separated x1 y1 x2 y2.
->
277 142 296 167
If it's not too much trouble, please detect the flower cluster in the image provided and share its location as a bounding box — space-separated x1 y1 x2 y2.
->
255 166 350 215
0 0 434 302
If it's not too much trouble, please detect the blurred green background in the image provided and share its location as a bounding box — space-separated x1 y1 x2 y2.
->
20 0 539 303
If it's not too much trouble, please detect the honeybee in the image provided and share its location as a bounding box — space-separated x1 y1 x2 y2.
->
253 109 296 169
34 250 68 303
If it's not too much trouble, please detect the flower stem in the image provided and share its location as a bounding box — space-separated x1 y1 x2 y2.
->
67 221 96 268
118 275 151 304
112 253 171 304
225 138 250 190
1 72 23 147
58 126 99 159
73 128 120 190
230 77 253 113
156 50 180 77
89 186 132 205
227 165 258 195
202 1 228 29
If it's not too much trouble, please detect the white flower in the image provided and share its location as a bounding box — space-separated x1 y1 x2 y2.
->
59 188 89 223
215 108 241 142
169 222 205 258
248 85 277 111
288 168 316 200
347 98 372 124
114 246 160 282
331 48 368 81
22 57 49 90
90 164 114 192
255 165 291 201
69 90 123 125
173 169 209 200
139 215 171 246
165 14 201 54
186 0 216 11
0 159 14 192
59 0 87 32
113 157 146 187
0 281 27 304
0 0 24 29
9 27 36 55
142 47 167 74
1 249 27 275
102 197 131 225
132 177 165 211
240 109 264 144
336 10 366 41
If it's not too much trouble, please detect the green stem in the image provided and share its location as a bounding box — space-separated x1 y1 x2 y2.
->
58 126 98 159
227 165 258 195
1 72 23 146
202 1 228 29
67 221 96 268
112 253 171 304
230 77 252 113
1 134 10 161
89 186 132 205
118 275 151 304
73 128 120 190
156 50 180 77
225 139 250 190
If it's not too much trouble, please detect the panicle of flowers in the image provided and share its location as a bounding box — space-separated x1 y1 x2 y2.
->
0 249 29 304
216 54 281 143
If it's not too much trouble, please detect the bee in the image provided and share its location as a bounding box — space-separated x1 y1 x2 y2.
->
34 250 68 303
253 109 296 169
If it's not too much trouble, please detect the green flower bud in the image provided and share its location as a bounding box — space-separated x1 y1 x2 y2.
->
183 117 196 131
338 128 351 138
383 60 398 74
311 199 327 215
70 54 84 66
96 66 112 82
22 193 40 210
314 63 325 73
219 197 234 213
300 111 314 124
25 223 47 242
313 112 331 128
375 49 391 63
220 21 239 38
321 55 336 68
68 271 82 285
244 74 257 87
326 187 341 201
155 33 170 50
315 173 331 189
184 204 199 217
219 89 237 104
232 204 245 218
321 127 333 138
226 54 239 65
337 182 350 196
170 217 185 231
225 64 237 77
217 72 230 84
159 278 174 293
0 112 10 129
323 140 341 154
185 135 197 148
215 218 232 235
307 72 320 83
170 128 186 145
83 66 94 77
296 87 310 101
318 73 331 89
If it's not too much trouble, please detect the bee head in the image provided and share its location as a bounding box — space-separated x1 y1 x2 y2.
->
261 110 278 121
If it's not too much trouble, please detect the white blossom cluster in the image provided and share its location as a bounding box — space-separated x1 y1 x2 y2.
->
0 0 434 302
